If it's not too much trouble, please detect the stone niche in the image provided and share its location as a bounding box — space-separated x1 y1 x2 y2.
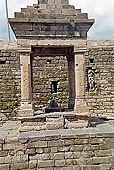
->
8 0 94 119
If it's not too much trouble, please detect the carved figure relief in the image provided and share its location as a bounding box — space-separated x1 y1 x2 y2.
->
88 69 95 91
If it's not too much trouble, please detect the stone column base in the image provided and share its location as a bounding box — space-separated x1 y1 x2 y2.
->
18 101 34 117
74 98 90 116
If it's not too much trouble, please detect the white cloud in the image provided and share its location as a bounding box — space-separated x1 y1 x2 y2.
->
0 0 114 41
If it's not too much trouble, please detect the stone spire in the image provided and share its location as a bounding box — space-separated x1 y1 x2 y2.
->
9 0 94 39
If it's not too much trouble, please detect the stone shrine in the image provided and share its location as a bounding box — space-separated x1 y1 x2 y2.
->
0 1 114 169
0 0 114 128
8 0 94 120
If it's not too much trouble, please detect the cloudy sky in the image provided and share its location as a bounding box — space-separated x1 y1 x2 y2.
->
0 0 114 41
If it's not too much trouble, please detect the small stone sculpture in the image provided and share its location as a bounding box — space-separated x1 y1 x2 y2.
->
88 69 95 91
50 99 58 108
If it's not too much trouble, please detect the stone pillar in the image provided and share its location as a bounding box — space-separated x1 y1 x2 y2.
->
19 51 33 117
74 53 89 115
68 58 75 109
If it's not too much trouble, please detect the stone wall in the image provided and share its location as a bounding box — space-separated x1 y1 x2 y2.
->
32 55 69 110
0 41 21 115
85 40 114 116
0 40 114 116
0 125 114 170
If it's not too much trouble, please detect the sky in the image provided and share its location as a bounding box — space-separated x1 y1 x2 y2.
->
0 0 114 41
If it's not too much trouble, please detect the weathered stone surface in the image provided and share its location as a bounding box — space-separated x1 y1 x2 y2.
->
9 0 94 39
32 141 47 148
1 39 114 117
0 164 9 170
65 119 88 129
10 162 29 170
29 160 37 169
55 159 65 167
38 160 54 168
92 157 109 164
3 143 15 150
0 122 114 169
0 114 8 121
52 153 65 160
46 117 64 130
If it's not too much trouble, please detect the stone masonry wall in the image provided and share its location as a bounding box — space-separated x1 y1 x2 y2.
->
0 40 114 116
32 55 69 110
0 41 21 116
0 128 114 170
85 40 114 116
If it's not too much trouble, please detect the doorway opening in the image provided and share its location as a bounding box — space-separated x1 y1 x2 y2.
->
31 45 75 111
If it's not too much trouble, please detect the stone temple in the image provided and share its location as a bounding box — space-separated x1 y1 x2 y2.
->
10 0 95 118
0 1 114 169
0 0 114 125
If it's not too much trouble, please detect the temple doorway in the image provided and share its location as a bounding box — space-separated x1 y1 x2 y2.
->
31 45 75 112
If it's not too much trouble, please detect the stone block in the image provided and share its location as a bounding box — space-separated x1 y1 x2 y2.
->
4 156 12 164
58 146 70 152
12 156 20 163
25 148 36 155
0 145 2 151
19 126 35 132
65 159 72 165
41 153 50 160
64 139 75 145
48 140 64 147
83 165 99 170
54 167 72 170
39 0 48 4
65 152 73 159
46 117 64 130
29 160 37 169
92 157 109 164
99 164 111 170
62 9 74 15
30 154 42 160
43 147 51 153
39 4 47 9
51 147 57 153
0 164 10 170
38 168 54 170
0 151 8 157
62 5 74 9
65 119 88 129
38 160 54 168
70 145 83 152
36 148 44 154
3 143 15 150
0 157 4 164
75 9 81 14
10 162 29 170
20 154 28 162
55 160 65 167
95 150 112 157
33 141 47 148
61 0 69 4
72 166 81 170
73 152 81 159
52 153 65 160
15 12 24 18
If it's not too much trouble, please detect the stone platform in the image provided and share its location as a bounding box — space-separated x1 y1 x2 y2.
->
16 111 90 132
0 119 114 170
